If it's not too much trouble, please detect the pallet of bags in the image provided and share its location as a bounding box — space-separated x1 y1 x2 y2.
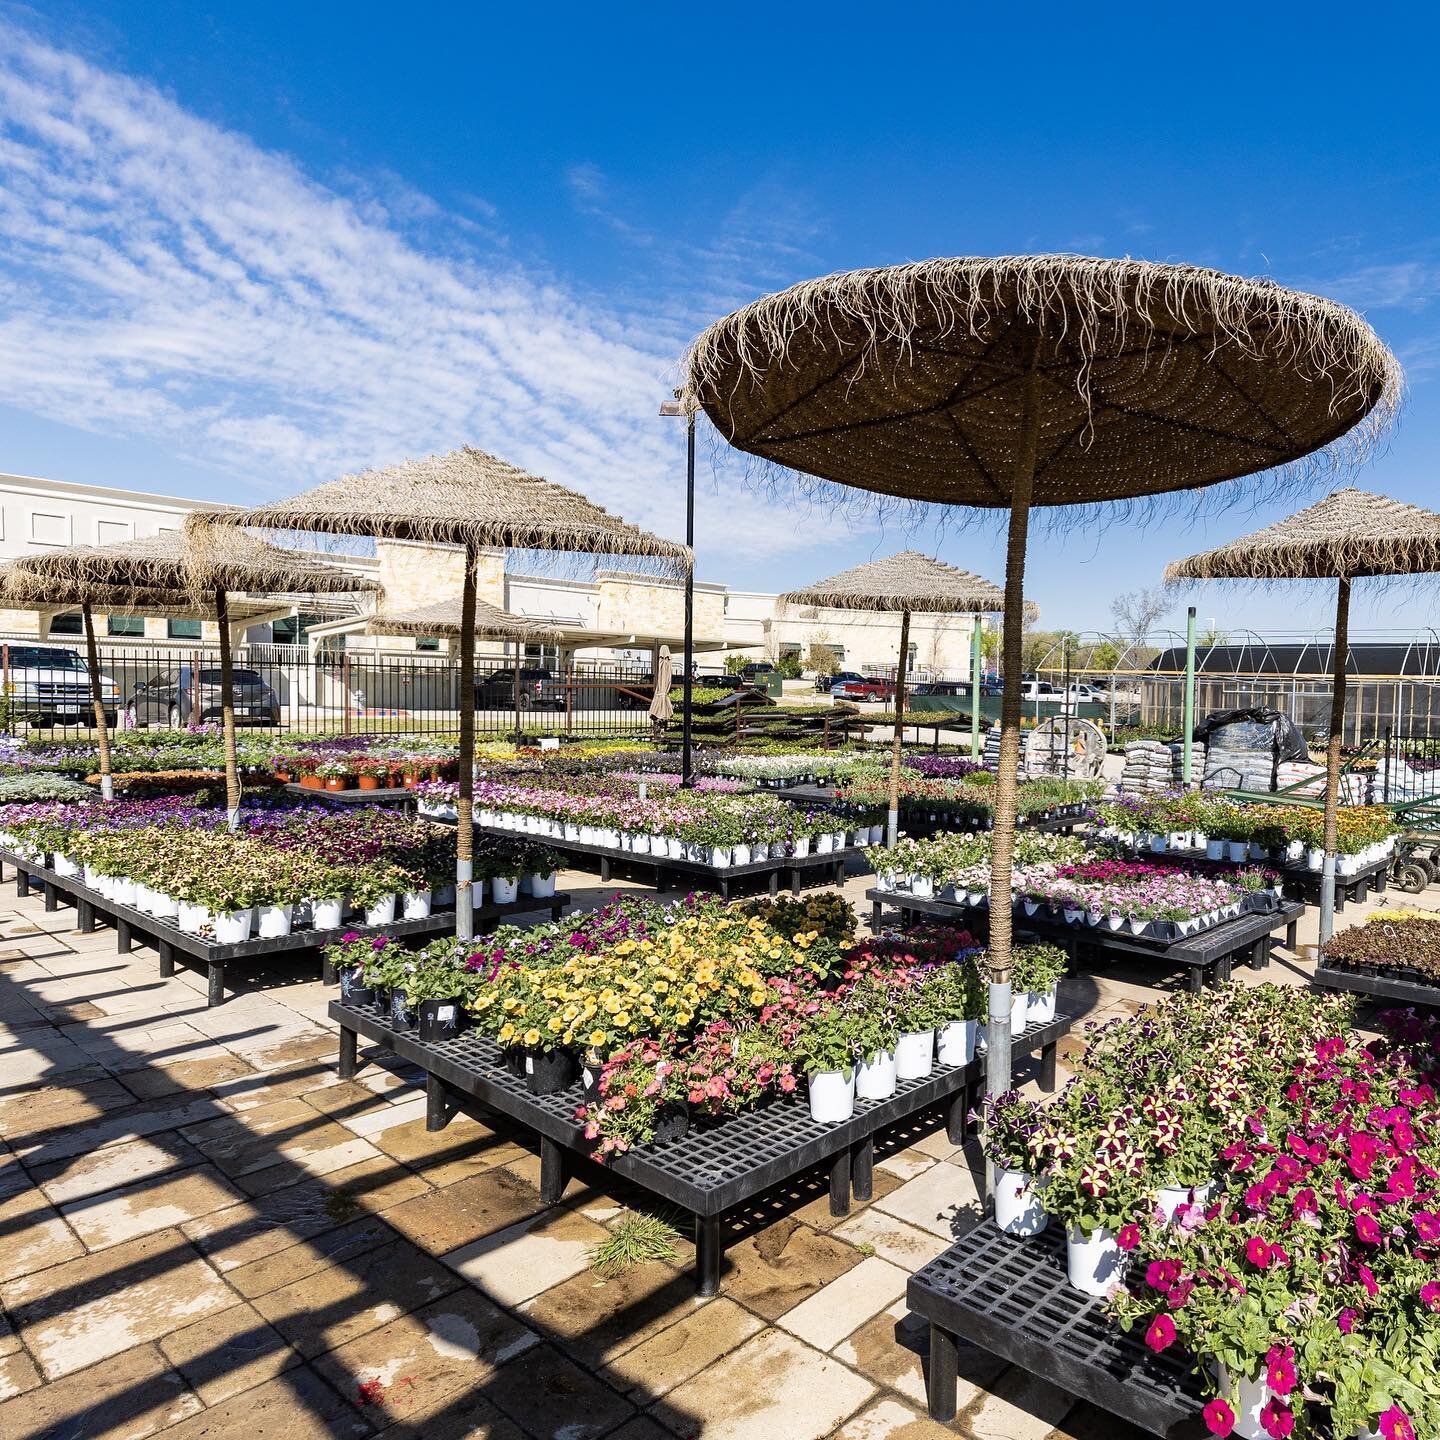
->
1120 739 1175 792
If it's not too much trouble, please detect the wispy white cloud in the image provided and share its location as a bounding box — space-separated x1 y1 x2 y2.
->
1319 259 1440 313
0 23 857 562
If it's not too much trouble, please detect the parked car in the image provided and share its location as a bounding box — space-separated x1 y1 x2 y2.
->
815 669 866 694
3 644 120 727
132 665 280 727
832 675 896 702
739 661 776 682
474 667 563 711
911 680 1002 699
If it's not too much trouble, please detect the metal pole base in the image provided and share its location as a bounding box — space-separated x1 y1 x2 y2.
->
984 980 1013 1202
1318 852 1337 946
455 858 474 944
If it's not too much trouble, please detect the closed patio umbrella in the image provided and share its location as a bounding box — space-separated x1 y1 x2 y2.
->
1166 487 1440 942
649 645 675 744
684 254 1400 1128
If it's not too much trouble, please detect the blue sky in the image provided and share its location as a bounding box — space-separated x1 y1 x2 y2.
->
1 3 1438 640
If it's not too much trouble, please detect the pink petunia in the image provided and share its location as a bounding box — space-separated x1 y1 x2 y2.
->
1204 1398 1236 1437
1264 1345 1296 1398
1117 1224 1141 1252
1378 1406 1416 1440
1421 1281 1440 1311
1245 1237 1274 1269
1145 1314 1176 1353
1354 1213 1382 1245
1260 1399 1295 1439
1414 1211 1440 1243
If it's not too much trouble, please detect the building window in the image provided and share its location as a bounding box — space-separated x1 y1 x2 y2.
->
270 612 328 646
777 643 802 660
415 636 440 652
168 618 202 640
107 615 145 637
30 512 69 546
49 612 83 636
906 642 918 668
97 520 133 544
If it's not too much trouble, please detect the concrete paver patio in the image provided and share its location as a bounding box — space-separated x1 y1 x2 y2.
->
0 860 1368 1438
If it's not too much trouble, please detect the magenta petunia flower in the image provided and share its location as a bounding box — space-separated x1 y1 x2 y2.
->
1420 1281 1440 1311
1145 1315 1176 1353
1116 1223 1141 1252
1260 1399 1295 1439
1264 1345 1296 1398
1414 1210 1440 1243
1204 1398 1236 1437
1354 1212 1382 1245
1245 1237 1273 1268
1378 1406 1416 1440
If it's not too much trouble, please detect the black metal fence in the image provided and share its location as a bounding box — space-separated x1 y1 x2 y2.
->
0 637 668 740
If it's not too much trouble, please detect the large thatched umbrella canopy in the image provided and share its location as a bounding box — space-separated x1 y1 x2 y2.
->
1167 488 1440 940
2 531 378 814
194 445 689 942
779 551 1022 845
685 254 1401 1120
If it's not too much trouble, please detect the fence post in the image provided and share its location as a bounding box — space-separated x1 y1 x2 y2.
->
565 663 574 736
341 654 352 737
2 643 8 733
191 649 202 726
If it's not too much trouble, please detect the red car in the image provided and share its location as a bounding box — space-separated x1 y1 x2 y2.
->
832 676 896 702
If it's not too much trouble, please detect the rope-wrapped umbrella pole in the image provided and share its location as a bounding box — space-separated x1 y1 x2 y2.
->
685 254 1401 1165
1166 487 1440 942
780 551 1020 846
1 531 378 822
195 445 689 941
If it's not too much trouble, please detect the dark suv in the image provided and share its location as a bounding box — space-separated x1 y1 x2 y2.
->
475 667 560 710
132 665 280 727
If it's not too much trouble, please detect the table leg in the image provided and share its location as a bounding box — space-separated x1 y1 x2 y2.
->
599 857 611 883
872 899 882 932
43 881 57 913
791 866 801 897
852 1136 874 1202
1215 953 1232 984
78 899 95 933
338 1026 357 1080
207 963 225 1008
159 942 175 978
426 1074 449 1132
116 917 131 954
927 1323 960 1422
1374 870 1387 896
1250 937 1268 972
1286 918 1298 949
696 1214 722 1297
1040 1040 1058 1093
946 1087 969 1144
1187 966 1202 995
539 1136 569 1204
767 869 779 897
829 1148 851 1217
719 878 730 901
321 952 338 986
14 867 28 898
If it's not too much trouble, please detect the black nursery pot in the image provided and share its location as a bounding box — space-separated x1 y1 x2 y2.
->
339 967 374 1007
652 1101 690 1145
417 997 464 1044
390 990 417 1034
525 1046 578 1095
371 985 391 1019
502 1045 527 1079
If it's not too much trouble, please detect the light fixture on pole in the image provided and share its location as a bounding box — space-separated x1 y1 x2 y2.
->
660 393 696 787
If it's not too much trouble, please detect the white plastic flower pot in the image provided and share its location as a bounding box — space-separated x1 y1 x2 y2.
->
709 846 732 868
911 876 935 900
831 831 846 851
151 890 179 921
257 904 293 939
1285 839 1305 862
492 876 519 905
435 884 455 907
311 897 344 930
1249 841 1266 860
807 1067 855 1124
793 837 811 858
1227 841 1249 862
936 1018 977 1067
631 834 651 855
52 852 80 879
110 877 137 907
1010 993 1029 1037
994 1167 1047 1236
1028 988 1057 1025
1213 1364 1277 1440
402 890 433 920
1105 913 1124 931
212 908 254 945
529 873 556 899
1167 832 1190 851
1149 834 1168 854
1127 917 1148 935
855 1048 897 1100
1065 1224 1125 1295
1306 847 1325 871
894 1029 935 1080
1155 1180 1214 1222
364 895 397 927
1206 839 1226 861
731 843 752 867
177 901 210 935
666 837 684 860
470 878 486 907
815 832 834 854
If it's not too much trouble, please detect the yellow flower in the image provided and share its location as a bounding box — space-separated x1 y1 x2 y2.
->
588 1029 608 1047
522 1028 541 1046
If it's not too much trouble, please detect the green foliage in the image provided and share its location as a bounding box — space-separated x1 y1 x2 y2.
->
588 1211 683 1277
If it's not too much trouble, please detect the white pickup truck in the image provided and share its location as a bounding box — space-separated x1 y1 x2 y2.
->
2 643 120 727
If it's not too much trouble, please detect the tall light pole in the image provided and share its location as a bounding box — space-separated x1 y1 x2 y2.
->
660 395 696 786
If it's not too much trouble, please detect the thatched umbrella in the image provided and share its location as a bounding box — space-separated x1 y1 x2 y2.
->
193 445 689 941
358 597 566 740
1 531 378 818
684 255 1400 1117
0 567 280 800
779 551 1017 845
649 644 675 744
1166 487 1440 941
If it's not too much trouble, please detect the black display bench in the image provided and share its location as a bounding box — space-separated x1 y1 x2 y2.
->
330 999 1071 1296
778 786 1088 839
427 816 860 899
0 849 568 1006
1314 960 1440 1008
283 783 415 808
867 889 1306 994
908 1223 1207 1434
1280 853 1388 909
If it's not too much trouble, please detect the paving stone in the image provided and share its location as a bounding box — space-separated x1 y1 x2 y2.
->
832 1310 933 1407
444 1205 610 1307
298 1079 395 1119
369 1114 530 1186
312 1288 540 1425
831 1209 953 1270
604 1296 762 1399
150 1365 372 1440
876 1146 941 1181
778 1256 909 1352
790 1167 905 1231
180 1177 363 1274
316 1151 433 1214
225 1213 397 1299
964 1367 1074 1440
1041 1398 1150 1439
0 1228 233 1378
831 1397 960 1440
0 1343 201 1440
0 1076 136 1148
870 1158 983 1240
120 1055 257 1100
60 1164 248 1250
253 1236 461 1357
7 1094 220 1163
383 1164 541 1253
158 1300 301 1405
0 1348 40 1399
485 1340 636 1440
717 1218 861 1321
604 1418 675 1440
179 1097 382 1179
33 1133 205 1205
654 1328 875 1440
370 1388 527 1440
0 1188 85 1283
520 1258 702 1370
340 1094 428 1138
242 1030 348 1072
